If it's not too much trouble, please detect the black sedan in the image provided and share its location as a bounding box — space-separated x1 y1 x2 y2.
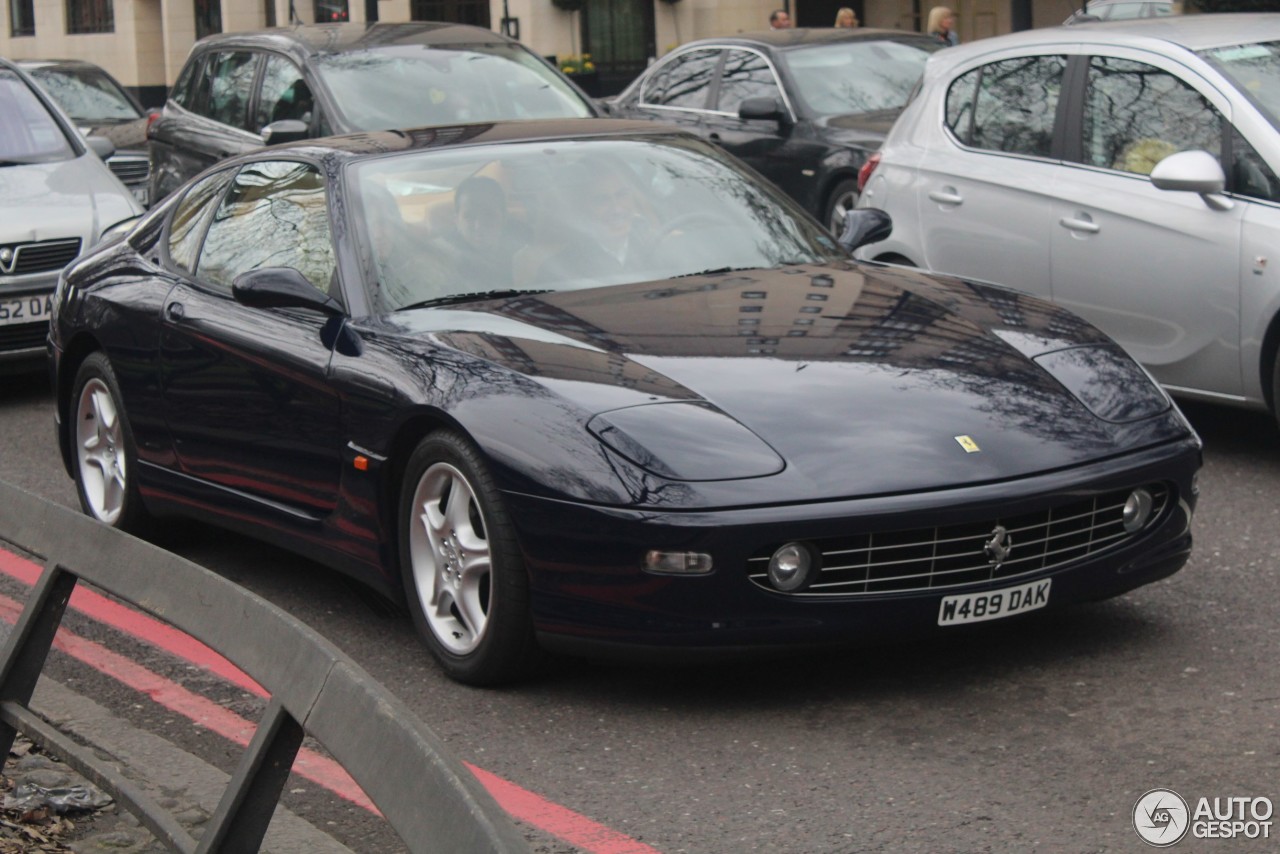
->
608 29 940 233
52 120 1200 685
147 22 598 204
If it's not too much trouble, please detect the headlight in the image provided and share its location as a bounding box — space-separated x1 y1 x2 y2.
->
587 401 783 481
1033 345 1170 423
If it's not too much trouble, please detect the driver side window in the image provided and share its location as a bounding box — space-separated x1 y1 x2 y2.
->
255 55 315 132
1082 56 1223 176
197 160 336 295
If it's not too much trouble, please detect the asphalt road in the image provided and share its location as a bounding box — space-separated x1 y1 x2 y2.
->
2 370 1277 852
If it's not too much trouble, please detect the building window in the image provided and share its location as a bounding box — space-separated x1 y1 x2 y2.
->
265 0 276 26
195 0 222 39
315 0 349 21
9 0 35 36
65 0 113 33
409 0 490 27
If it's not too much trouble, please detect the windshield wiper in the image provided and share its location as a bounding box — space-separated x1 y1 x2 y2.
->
0 159 38 167
671 266 771 279
395 289 554 311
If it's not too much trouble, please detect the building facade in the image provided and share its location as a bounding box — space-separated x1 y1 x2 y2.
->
1 0 1076 106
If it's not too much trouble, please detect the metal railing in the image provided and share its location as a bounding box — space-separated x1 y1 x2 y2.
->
0 480 526 853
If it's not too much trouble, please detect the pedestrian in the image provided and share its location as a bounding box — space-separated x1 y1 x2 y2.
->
834 7 859 27
769 9 793 29
926 6 959 45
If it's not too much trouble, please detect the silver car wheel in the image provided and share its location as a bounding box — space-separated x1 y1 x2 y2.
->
75 377 127 525
407 461 492 655
828 186 859 235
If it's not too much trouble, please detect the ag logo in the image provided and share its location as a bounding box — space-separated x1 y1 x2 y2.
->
1133 788 1190 847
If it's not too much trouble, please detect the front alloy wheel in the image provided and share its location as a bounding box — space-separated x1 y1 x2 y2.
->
408 461 493 655
400 432 536 685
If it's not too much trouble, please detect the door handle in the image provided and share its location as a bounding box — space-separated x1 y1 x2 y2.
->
165 301 185 321
1059 215 1100 234
928 188 963 206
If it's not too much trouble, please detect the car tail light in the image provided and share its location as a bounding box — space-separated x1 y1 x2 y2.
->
857 152 881 193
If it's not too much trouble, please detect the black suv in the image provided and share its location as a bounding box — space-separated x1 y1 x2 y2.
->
609 28 939 233
148 22 598 203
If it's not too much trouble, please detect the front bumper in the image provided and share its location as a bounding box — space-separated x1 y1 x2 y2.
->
506 437 1200 659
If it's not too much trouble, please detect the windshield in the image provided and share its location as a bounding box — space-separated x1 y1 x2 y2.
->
0 70 76 163
314 43 592 130
28 65 142 123
350 137 844 312
781 39 939 117
1200 41 1280 132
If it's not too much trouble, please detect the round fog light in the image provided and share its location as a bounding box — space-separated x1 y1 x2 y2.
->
768 542 817 592
1123 488 1154 533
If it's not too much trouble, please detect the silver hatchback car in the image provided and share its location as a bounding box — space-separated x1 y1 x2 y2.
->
858 15 1280 422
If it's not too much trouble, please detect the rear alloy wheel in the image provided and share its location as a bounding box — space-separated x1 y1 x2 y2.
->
825 179 861 237
71 352 151 533
399 431 536 685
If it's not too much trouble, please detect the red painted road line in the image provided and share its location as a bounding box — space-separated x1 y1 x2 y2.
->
0 548 661 854
468 763 662 854
0 550 266 698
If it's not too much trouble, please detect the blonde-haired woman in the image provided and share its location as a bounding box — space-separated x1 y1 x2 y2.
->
927 6 959 46
834 7 859 27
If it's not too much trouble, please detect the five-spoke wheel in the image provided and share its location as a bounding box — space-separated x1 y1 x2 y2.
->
400 431 535 684
70 352 150 533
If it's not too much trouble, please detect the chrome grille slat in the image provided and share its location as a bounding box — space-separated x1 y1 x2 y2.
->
1 238 81 276
108 157 150 184
747 486 1169 596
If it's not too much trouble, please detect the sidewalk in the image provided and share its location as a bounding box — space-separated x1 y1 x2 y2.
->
2 675 356 854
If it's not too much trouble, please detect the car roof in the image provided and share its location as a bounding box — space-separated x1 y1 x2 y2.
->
677 27 935 51
932 12 1280 61
15 58 107 71
189 21 516 59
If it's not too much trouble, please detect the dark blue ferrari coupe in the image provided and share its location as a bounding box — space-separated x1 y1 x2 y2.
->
50 119 1201 684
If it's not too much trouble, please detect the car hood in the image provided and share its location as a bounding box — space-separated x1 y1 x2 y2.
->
0 155 140 245
388 263 1190 503
77 117 148 153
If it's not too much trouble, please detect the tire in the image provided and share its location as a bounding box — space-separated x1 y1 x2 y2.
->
398 431 537 685
69 352 152 534
824 179 861 237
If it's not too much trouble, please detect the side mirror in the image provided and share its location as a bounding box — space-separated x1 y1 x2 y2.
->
85 135 115 160
232 267 343 316
1150 149 1233 211
838 208 892 252
261 119 310 146
739 96 790 125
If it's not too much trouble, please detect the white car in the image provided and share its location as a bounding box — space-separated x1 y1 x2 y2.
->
857 15 1280 423
0 58 141 374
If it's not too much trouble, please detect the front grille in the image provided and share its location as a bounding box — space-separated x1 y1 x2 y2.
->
0 239 81 276
0 322 49 353
108 155 150 185
748 485 1170 596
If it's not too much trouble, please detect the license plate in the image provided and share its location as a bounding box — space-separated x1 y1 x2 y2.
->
0 294 53 327
938 579 1051 626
